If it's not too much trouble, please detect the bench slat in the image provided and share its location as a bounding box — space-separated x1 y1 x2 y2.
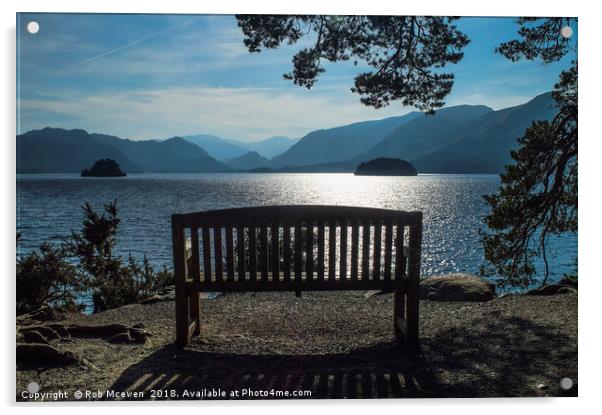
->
373 220 382 280
237 226 245 281
395 223 405 279
317 222 325 281
190 227 201 282
226 225 234 281
340 220 348 280
351 221 359 281
249 227 257 281
260 225 268 281
306 222 314 279
294 224 302 280
214 226 223 281
283 224 291 281
362 220 370 280
328 220 336 280
384 220 393 280
271 223 279 282
202 226 212 282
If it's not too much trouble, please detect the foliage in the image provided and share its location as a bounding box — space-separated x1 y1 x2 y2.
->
482 18 577 287
18 202 174 314
236 15 469 113
496 18 575 63
67 201 173 312
16 242 82 314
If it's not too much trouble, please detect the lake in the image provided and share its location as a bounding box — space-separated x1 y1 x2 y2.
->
17 173 577 287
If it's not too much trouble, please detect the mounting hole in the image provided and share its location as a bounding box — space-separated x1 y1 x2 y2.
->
560 377 573 390
26 21 39 34
561 26 573 39
27 381 40 394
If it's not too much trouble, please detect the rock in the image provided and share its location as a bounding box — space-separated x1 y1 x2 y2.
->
558 276 577 288
526 282 578 296
363 290 382 299
420 274 496 302
66 323 130 337
108 333 132 343
16 343 81 366
129 328 150 343
557 286 578 295
526 284 563 296
140 295 164 304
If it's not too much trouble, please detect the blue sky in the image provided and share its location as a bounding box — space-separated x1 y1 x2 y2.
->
17 14 577 141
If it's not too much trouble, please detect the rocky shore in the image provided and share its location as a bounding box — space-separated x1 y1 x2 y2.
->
16 275 577 400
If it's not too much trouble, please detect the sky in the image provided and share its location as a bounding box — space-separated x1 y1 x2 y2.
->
16 14 577 141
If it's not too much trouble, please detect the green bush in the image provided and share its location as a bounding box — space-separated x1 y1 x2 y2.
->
68 201 174 312
17 201 174 314
16 242 82 314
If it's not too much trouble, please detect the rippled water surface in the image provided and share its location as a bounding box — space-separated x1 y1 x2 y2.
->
17 173 577 284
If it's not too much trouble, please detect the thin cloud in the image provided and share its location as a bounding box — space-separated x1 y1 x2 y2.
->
78 18 196 65
19 86 414 140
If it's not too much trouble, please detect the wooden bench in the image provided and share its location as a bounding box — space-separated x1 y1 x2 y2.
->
171 205 422 348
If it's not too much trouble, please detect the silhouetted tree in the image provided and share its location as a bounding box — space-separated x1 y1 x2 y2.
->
236 16 577 287
482 18 577 287
236 15 469 113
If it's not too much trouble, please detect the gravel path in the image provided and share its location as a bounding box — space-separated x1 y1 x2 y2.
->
17 291 577 400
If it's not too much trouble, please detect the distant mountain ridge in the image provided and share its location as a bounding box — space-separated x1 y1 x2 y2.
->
244 136 300 159
226 151 271 170
356 104 494 163
270 112 421 168
17 92 557 175
181 134 249 161
355 92 557 173
17 128 229 173
182 134 299 160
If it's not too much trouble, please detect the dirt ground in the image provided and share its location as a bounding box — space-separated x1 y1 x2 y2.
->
16 291 578 400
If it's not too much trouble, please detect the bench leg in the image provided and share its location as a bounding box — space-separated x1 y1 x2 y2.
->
175 285 190 347
394 288 406 343
406 279 419 350
190 292 201 336
394 286 419 350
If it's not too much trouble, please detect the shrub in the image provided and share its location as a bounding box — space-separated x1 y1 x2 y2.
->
16 242 82 314
67 201 173 312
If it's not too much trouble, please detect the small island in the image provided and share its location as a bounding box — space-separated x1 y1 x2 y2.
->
354 157 418 176
81 158 127 177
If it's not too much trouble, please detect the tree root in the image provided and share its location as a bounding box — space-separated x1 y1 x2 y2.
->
18 322 152 344
16 343 96 369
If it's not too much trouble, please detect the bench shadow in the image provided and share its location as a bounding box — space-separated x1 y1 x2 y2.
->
109 312 577 399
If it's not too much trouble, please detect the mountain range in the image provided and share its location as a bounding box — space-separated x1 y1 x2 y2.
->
16 92 557 175
269 112 421 168
353 92 557 173
181 134 299 160
17 129 228 173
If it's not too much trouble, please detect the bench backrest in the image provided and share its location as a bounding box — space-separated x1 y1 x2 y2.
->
172 205 422 291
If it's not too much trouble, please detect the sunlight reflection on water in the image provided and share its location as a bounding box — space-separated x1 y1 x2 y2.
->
17 173 577 284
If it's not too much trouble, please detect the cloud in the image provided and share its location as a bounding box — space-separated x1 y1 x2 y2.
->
19 86 413 140
78 18 197 65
